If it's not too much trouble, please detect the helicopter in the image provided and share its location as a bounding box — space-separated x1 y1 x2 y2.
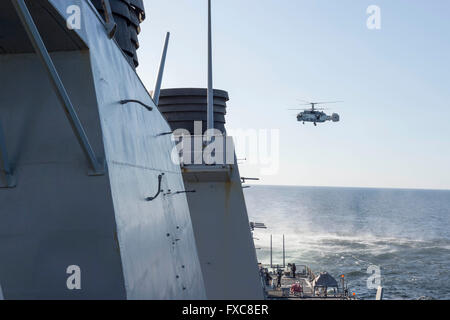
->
289 101 341 126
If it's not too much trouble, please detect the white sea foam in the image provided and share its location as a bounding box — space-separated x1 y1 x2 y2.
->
245 185 450 299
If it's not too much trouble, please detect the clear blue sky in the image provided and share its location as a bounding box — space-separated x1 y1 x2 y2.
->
137 0 450 190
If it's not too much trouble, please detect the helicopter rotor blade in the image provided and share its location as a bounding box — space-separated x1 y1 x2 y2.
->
297 101 343 106
311 101 343 105
288 108 329 111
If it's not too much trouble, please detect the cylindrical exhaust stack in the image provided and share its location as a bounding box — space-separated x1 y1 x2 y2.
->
158 88 229 135
91 0 146 68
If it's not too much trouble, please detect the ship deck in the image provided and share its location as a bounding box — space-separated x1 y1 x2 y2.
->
264 274 352 300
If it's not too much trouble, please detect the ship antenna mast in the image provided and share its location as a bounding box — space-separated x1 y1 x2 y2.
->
207 0 214 133
153 32 171 106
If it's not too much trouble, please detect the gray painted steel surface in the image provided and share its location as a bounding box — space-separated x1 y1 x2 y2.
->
0 121 15 188
182 161 264 300
160 87 264 299
0 0 87 54
12 0 105 176
0 0 205 299
0 51 126 299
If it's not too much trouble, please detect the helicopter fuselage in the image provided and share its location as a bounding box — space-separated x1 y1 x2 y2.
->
297 110 340 125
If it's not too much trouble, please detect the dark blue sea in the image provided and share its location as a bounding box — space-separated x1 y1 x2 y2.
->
244 185 450 300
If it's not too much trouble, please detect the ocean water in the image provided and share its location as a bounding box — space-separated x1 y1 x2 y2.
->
244 185 450 300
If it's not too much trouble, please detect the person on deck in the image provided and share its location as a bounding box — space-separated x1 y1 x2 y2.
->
276 270 282 288
291 281 303 297
292 263 297 278
265 270 272 286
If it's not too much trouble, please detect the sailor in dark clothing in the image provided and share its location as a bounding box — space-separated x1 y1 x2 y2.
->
265 270 272 286
292 263 297 278
276 269 282 288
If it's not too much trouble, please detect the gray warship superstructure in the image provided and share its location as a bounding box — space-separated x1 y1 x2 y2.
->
0 0 262 299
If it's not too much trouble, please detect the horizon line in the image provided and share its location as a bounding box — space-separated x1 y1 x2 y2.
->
246 184 450 192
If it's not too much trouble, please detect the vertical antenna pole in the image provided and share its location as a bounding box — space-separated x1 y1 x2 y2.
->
270 234 273 268
283 234 285 268
153 32 171 106
206 0 214 133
